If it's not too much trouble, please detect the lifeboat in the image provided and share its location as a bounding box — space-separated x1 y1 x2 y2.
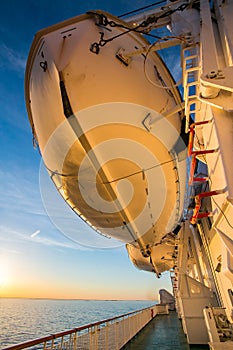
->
25 11 186 267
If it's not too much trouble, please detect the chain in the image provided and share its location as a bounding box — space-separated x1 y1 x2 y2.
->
88 2 192 54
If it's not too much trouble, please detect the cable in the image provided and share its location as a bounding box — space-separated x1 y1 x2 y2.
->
212 197 233 230
102 159 174 184
43 161 77 178
143 36 186 122
118 1 167 18
144 32 164 40
143 36 186 90
42 156 174 186
88 2 193 54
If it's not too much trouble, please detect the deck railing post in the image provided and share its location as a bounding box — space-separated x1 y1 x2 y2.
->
61 335 64 349
89 326 92 350
105 321 109 350
94 325 98 350
123 317 126 346
129 315 132 340
73 331 77 350
115 321 118 350
50 338 54 350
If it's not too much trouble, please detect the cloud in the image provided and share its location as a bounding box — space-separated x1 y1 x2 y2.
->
0 224 89 253
0 163 116 253
30 229 41 238
31 233 90 251
0 43 26 73
0 166 90 253
0 168 43 215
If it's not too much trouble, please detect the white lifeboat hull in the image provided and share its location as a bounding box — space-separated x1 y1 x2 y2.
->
25 12 186 257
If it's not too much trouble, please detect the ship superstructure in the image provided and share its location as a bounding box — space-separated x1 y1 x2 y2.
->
25 0 233 347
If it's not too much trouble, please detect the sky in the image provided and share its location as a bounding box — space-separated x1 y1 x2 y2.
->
0 0 177 300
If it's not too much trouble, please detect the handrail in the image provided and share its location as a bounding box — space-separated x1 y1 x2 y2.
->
2 305 157 350
190 189 225 225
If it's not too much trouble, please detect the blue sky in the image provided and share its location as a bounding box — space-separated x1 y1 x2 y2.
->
0 0 174 299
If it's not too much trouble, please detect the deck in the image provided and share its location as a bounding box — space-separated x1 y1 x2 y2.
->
2 307 210 350
122 311 209 350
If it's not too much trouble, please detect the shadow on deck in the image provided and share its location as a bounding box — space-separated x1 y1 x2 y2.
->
122 311 209 350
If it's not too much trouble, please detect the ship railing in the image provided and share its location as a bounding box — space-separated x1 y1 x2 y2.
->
2 304 166 350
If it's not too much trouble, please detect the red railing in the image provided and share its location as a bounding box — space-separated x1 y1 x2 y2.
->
187 120 216 185
190 189 225 225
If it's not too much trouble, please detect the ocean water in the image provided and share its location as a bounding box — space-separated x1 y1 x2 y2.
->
0 299 156 348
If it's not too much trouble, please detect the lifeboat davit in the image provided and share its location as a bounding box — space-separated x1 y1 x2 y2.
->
25 11 186 268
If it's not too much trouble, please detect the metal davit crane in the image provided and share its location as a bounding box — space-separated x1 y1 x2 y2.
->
25 1 233 346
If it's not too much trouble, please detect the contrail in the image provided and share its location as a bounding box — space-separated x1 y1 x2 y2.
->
31 230 41 238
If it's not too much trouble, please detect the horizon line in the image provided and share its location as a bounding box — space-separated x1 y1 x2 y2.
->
0 296 157 301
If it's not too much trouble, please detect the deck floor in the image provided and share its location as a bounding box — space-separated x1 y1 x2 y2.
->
122 311 209 350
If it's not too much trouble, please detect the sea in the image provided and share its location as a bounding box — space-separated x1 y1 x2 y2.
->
0 298 157 348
